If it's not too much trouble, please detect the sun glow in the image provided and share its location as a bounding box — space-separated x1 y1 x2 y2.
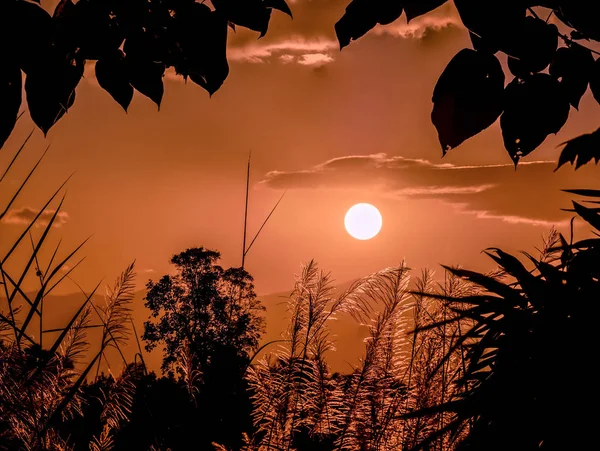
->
344 203 383 240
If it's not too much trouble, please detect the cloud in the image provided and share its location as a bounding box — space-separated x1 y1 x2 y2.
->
228 38 338 64
259 153 600 226
3 207 69 228
227 1 461 65
374 3 463 39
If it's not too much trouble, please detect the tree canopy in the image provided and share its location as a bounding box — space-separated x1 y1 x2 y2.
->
142 246 265 375
335 0 600 168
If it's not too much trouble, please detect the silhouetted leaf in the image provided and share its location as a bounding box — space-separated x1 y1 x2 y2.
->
212 0 272 37
0 62 22 149
550 44 594 109
335 0 404 49
127 58 165 108
455 0 526 56
572 201 600 231
172 4 230 95
5 0 54 74
506 17 558 78
563 188 600 198
405 0 447 22
25 55 84 135
264 0 293 18
53 0 75 19
432 48 505 154
501 74 570 165
589 57 600 107
68 0 124 59
96 50 134 112
555 1 600 41
556 128 600 171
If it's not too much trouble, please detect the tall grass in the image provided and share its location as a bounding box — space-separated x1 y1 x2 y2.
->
242 260 480 451
0 135 140 450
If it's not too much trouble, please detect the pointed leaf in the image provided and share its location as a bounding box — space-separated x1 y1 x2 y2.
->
25 55 84 135
264 0 293 18
126 58 165 108
550 44 594 109
573 201 600 231
501 74 570 165
506 17 558 78
334 0 404 49
212 0 272 37
556 128 600 171
432 48 504 154
589 57 600 107
96 50 133 111
404 0 447 22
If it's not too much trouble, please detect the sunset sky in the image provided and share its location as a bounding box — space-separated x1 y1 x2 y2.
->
3 0 600 298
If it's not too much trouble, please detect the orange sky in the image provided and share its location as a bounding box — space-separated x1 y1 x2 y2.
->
3 0 600 298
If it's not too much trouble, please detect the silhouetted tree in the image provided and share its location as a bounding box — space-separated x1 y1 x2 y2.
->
336 1 600 168
143 246 265 449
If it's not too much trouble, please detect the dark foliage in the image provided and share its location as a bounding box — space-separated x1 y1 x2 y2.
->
335 1 600 168
0 0 291 140
142 247 265 449
409 193 600 451
61 370 255 451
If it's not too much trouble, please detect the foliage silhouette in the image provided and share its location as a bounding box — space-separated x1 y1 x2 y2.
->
405 211 600 450
0 0 291 144
336 1 600 168
143 247 265 449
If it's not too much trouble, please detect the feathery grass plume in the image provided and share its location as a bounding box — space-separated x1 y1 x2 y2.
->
177 339 202 405
331 262 412 451
245 261 416 451
89 363 143 450
0 134 138 449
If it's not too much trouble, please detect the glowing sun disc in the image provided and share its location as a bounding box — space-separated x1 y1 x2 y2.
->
344 203 382 240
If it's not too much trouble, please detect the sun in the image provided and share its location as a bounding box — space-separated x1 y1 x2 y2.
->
344 203 383 240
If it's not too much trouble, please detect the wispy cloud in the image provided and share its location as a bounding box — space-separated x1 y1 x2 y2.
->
228 38 338 64
260 153 598 227
374 3 463 39
3 207 69 228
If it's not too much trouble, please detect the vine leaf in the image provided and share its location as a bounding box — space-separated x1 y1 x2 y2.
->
335 0 404 49
25 55 84 135
404 0 447 22
501 74 570 166
96 50 134 112
0 62 22 149
431 48 505 154
556 128 600 171
550 44 594 110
